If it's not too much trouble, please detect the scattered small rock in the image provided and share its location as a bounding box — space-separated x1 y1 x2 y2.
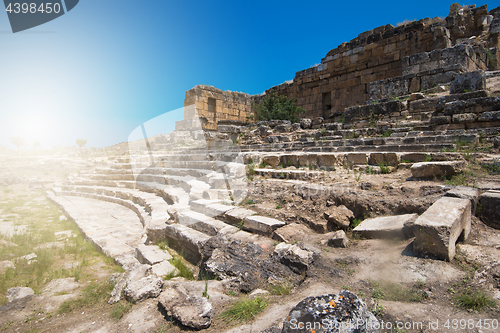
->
324 205 355 230
327 230 349 248
273 242 319 273
6 287 34 303
249 288 270 297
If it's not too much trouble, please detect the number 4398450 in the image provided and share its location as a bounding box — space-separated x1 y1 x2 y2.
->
6 3 62 14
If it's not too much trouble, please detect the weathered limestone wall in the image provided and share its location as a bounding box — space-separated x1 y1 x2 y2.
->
181 4 500 131
369 44 488 100
182 85 254 130
266 4 499 120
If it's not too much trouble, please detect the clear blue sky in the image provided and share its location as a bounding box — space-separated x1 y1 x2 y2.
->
1 0 499 148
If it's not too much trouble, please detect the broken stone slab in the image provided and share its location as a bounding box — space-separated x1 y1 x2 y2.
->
281 290 380 333
444 186 479 214
300 118 312 129
42 278 80 296
6 287 34 303
272 223 314 243
243 215 286 236
158 282 214 330
151 261 178 278
135 244 172 265
413 197 471 261
323 205 354 230
353 214 418 239
224 207 256 225
272 242 319 274
124 275 163 304
203 239 301 293
410 161 464 179
478 190 500 229
327 230 349 248
108 263 152 304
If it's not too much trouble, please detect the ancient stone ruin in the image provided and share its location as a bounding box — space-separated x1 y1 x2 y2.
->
4 3 499 332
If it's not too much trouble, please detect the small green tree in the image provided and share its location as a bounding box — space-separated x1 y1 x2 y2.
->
253 91 305 123
76 139 87 148
9 136 25 156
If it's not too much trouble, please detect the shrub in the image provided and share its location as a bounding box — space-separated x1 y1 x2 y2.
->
253 91 305 122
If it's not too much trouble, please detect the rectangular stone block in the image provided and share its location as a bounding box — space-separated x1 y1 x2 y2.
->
243 216 286 236
224 208 256 225
353 214 417 239
413 197 471 261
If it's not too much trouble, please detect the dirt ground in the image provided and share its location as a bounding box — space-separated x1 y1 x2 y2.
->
0 152 499 333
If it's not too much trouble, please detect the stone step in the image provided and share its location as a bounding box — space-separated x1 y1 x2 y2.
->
189 199 235 218
176 210 232 236
135 244 172 265
53 187 151 227
242 216 286 237
162 224 212 265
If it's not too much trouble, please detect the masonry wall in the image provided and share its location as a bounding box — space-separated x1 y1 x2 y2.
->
184 85 254 130
266 4 499 120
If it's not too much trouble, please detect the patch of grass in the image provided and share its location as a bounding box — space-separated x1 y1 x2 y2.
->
482 158 500 175
111 300 133 320
424 154 432 162
168 255 194 280
269 283 292 295
444 173 468 186
220 297 269 324
454 290 496 310
368 280 428 303
244 198 257 205
248 164 256 176
202 280 209 299
156 240 169 251
259 161 269 169
382 131 391 138
378 162 391 174
57 281 115 314
275 197 286 209
351 218 362 228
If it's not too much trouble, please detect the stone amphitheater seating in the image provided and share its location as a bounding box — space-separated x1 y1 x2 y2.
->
47 79 500 273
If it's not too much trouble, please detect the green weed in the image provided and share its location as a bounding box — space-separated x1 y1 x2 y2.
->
221 297 269 323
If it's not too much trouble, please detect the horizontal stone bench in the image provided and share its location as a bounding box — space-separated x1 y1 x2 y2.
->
353 214 417 239
413 197 471 261
243 216 286 236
